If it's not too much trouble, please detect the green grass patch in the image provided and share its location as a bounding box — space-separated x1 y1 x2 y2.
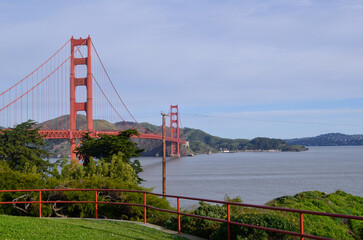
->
0 215 186 240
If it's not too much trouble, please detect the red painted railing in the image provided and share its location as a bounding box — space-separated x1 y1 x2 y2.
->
1 189 362 240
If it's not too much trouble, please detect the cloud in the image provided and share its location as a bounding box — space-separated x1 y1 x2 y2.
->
1 0 363 138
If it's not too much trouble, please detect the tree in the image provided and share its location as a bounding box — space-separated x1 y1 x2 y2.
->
0 120 51 173
75 129 144 182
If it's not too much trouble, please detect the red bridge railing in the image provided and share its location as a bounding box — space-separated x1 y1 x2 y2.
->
1 189 362 240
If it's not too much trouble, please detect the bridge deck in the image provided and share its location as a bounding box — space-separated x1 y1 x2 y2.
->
39 129 185 144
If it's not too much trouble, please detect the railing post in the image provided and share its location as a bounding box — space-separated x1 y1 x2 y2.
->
95 190 98 219
177 197 181 234
144 193 147 224
300 213 304 240
39 190 42 218
227 204 231 240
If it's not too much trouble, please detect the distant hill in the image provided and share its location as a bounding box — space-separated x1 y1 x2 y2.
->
34 115 307 157
37 115 193 157
285 133 363 146
182 128 306 153
183 127 249 153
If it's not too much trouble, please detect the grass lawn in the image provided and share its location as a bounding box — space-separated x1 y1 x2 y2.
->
0 215 186 240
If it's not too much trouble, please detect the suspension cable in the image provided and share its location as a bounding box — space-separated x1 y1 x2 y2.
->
0 39 71 97
92 75 135 129
91 41 149 133
75 46 135 130
0 39 86 113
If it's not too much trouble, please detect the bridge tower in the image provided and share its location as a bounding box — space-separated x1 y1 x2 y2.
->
70 36 93 161
170 105 180 157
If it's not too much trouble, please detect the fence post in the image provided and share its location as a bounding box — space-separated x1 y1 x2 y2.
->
95 190 98 219
300 213 304 240
144 193 147 224
227 204 231 240
39 190 42 218
177 198 181 234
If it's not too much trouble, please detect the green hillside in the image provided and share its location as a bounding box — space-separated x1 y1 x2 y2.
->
164 190 363 239
182 127 249 153
38 114 118 131
182 128 306 154
267 190 363 239
36 115 306 157
286 133 363 146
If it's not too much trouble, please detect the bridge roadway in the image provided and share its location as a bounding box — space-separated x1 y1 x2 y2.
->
39 129 185 144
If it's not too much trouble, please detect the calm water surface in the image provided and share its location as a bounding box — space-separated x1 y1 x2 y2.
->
139 146 363 205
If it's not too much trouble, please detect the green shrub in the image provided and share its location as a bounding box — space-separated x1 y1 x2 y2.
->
0 159 171 222
267 190 363 239
165 201 226 239
165 200 299 240
0 170 44 216
213 212 298 240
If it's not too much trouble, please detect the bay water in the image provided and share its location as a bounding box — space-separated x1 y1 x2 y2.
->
139 146 363 206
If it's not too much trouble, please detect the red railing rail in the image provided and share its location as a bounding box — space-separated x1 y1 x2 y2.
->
1 189 362 240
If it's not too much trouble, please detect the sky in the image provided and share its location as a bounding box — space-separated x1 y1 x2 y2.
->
1 0 363 139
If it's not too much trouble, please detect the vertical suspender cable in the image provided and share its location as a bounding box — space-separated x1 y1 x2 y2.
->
15 86 17 125
57 52 59 130
91 42 147 132
61 46 64 129
21 79 22 122
27 70 28 121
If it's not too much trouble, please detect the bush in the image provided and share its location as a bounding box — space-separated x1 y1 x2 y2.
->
267 190 363 239
213 212 298 240
0 170 45 216
165 200 299 240
0 156 171 222
165 201 226 239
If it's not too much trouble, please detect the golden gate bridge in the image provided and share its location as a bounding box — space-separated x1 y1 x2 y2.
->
0 36 185 162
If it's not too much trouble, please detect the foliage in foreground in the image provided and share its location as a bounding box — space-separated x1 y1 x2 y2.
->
165 191 363 240
0 121 169 224
0 120 51 173
0 156 170 222
164 196 298 240
267 190 363 240
0 214 186 240
75 129 144 182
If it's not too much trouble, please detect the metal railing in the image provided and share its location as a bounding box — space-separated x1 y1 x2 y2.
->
0 189 362 240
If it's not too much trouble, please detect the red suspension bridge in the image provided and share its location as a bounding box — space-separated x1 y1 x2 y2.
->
0 36 185 161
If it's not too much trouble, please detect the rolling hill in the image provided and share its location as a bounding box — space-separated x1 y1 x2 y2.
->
33 115 307 157
286 133 363 146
